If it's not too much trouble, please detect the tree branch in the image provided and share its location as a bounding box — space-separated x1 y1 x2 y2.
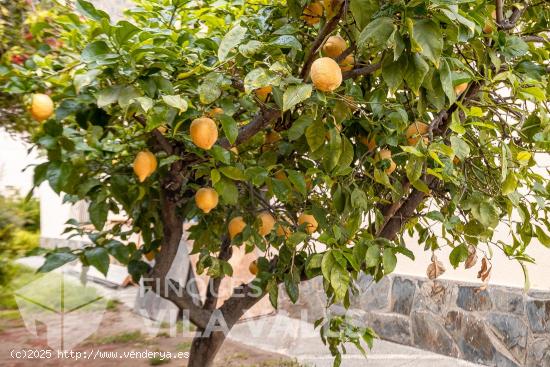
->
299 0 348 80
219 107 281 148
376 81 482 240
133 114 174 154
342 62 381 80
203 236 233 310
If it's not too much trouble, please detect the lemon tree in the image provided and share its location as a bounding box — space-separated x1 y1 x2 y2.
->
2 0 549 366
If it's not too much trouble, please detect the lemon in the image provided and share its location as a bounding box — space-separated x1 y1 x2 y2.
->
30 93 54 122
310 57 342 92
190 117 218 150
195 187 219 213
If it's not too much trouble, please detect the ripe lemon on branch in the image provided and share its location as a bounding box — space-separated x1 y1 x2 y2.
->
301 2 323 25
298 213 318 234
249 260 258 275
133 150 158 182
454 82 468 96
310 57 342 92
228 216 246 239
30 93 54 122
339 54 354 72
405 122 430 145
255 86 272 102
377 149 397 175
190 117 218 150
257 211 275 236
195 187 219 213
322 35 347 58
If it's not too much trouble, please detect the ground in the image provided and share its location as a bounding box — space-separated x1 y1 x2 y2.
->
0 265 300 367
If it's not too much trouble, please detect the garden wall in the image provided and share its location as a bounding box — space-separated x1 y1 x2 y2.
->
279 273 550 367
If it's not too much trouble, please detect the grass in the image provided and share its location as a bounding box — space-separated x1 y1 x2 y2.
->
0 264 104 312
0 309 21 321
93 330 143 345
148 356 171 365
0 265 38 309
106 299 121 311
175 341 192 351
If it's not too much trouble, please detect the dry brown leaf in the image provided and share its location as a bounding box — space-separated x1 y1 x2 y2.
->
476 257 492 292
427 254 446 280
465 245 478 269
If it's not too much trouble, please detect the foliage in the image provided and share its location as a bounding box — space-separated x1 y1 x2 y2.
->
1 0 549 365
0 0 72 134
0 193 40 285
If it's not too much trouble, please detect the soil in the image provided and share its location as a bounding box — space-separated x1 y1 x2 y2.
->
0 304 293 367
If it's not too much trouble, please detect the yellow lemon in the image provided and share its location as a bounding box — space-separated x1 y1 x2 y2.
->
255 86 273 102
190 117 218 150
339 54 354 72
257 211 275 236
228 216 246 239
454 82 468 96
405 122 430 145
133 150 158 182
195 187 219 213
30 93 54 122
249 260 258 275
298 213 318 234
310 57 342 92
301 2 323 25
378 149 397 175
322 35 347 58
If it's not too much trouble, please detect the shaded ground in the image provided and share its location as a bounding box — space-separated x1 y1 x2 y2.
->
0 305 300 367
0 265 300 367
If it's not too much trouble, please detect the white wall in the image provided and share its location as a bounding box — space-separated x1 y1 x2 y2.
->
0 129 40 196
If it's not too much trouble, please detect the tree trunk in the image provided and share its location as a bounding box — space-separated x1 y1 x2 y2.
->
187 331 227 367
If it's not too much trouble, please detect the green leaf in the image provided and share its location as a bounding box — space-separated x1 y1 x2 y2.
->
287 170 307 195
114 21 140 45
306 119 326 152
38 252 77 273
335 136 354 174
243 68 279 93
76 0 110 22
321 251 335 280
359 17 396 50
284 274 300 303
450 136 470 160
404 54 429 94
218 115 238 145
198 73 224 104
330 265 350 302
288 115 313 141
502 172 517 195
214 178 238 205
439 59 455 103
449 244 468 269
89 200 109 230
162 95 188 112
97 86 122 108
412 20 443 67
219 166 246 181
479 201 499 229
283 84 312 111
85 247 110 276
218 23 247 61
406 156 424 183
350 0 378 29
535 226 550 248
81 41 111 63
365 245 380 268
382 55 405 91
382 248 397 274
133 96 153 112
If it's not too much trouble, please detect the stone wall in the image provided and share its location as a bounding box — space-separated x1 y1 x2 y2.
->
278 274 550 367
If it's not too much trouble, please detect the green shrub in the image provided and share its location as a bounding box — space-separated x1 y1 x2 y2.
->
0 193 40 286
